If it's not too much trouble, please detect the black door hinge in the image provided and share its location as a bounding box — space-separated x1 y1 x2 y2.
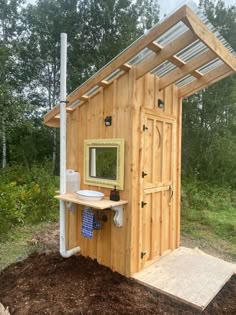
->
143 124 148 131
141 251 147 259
141 201 147 208
142 171 148 178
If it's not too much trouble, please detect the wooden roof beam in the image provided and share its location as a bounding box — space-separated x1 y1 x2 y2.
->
184 6 236 71
97 80 109 88
169 55 185 67
147 42 162 53
119 63 132 72
43 5 188 123
147 42 186 67
160 49 217 89
179 63 233 98
136 29 197 79
44 104 60 125
147 40 207 83
44 116 60 128
80 95 89 102
191 70 203 79
66 5 187 106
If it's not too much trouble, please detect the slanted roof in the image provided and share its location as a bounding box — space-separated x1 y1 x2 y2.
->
44 2 236 127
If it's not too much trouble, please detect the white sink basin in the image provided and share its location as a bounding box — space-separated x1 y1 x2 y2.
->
76 190 104 201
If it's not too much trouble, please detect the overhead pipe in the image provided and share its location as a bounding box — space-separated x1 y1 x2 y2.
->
59 33 81 258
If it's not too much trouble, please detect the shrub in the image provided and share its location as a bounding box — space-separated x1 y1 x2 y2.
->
181 178 236 241
0 163 59 239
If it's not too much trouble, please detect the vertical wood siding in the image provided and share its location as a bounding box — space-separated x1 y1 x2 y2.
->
65 71 182 276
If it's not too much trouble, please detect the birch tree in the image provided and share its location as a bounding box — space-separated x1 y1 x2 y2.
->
0 0 24 168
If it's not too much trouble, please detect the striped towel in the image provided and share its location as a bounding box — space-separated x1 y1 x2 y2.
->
82 207 94 239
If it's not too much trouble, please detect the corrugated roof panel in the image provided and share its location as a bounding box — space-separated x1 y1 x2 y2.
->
66 0 236 101
70 99 81 109
176 74 196 87
198 58 224 74
195 5 236 56
128 48 154 65
85 85 99 96
105 69 122 81
155 21 189 46
177 40 208 62
151 61 177 77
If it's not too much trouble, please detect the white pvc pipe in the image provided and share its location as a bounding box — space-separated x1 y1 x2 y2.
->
60 33 80 258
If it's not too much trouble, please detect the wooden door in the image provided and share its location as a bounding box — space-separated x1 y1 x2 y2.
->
140 109 176 269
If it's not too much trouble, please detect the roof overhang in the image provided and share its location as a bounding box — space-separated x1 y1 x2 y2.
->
44 4 236 127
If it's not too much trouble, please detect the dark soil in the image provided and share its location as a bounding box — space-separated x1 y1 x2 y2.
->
0 252 235 315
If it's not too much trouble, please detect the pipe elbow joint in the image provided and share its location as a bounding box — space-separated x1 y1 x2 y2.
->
60 246 81 258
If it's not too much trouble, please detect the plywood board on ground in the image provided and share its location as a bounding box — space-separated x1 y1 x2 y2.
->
132 247 235 310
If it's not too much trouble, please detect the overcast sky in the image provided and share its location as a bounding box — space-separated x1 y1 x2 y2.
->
159 0 236 17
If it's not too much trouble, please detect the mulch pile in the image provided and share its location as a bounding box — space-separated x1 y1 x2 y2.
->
0 252 235 314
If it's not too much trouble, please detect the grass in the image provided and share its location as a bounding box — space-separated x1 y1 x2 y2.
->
0 222 56 270
0 178 235 271
181 178 236 262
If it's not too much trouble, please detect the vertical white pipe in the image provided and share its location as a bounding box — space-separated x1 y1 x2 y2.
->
59 33 80 258
60 33 67 195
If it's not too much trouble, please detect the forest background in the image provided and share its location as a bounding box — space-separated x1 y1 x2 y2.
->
0 0 235 262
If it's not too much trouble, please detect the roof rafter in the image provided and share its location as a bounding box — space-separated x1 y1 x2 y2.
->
136 30 197 79
179 63 233 98
119 63 132 71
45 117 60 128
44 5 188 125
183 6 236 71
160 49 217 89
98 80 109 88
147 42 186 67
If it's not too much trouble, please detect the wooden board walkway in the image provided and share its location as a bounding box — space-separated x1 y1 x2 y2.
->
132 247 235 310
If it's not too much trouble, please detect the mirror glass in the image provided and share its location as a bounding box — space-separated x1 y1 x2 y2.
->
84 139 124 189
89 147 117 180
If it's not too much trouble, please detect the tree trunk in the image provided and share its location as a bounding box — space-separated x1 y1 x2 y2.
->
2 117 7 168
52 128 57 174
52 61 57 174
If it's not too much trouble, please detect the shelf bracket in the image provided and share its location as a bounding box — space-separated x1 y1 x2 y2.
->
67 201 76 212
111 205 123 227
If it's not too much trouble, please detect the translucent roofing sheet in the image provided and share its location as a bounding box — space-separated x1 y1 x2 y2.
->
176 40 208 62
86 85 99 97
151 61 176 77
195 6 235 56
67 0 236 100
70 99 81 109
176 74 196 87
105 69 123 81
198 58 223 74
155 21 189 46
128 48 154 65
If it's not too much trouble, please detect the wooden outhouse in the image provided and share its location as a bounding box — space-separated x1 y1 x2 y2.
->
44 4 236 276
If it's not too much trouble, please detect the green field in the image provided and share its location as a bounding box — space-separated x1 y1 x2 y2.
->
0 171 235 270
181 179 236 261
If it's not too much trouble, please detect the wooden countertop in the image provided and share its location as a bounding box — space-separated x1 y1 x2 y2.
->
55 193 128 210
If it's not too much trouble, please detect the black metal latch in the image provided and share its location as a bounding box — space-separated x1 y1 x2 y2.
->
141 201 147 208
142 171 148 178
143 124 148 131
141 251 147 259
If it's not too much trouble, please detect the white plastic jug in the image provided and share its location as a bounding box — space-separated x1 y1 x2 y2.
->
66 169 80 193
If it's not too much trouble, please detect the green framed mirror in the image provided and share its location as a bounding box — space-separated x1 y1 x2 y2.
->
84 139 125 189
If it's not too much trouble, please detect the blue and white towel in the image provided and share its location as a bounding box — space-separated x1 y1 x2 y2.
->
82 207 94 239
